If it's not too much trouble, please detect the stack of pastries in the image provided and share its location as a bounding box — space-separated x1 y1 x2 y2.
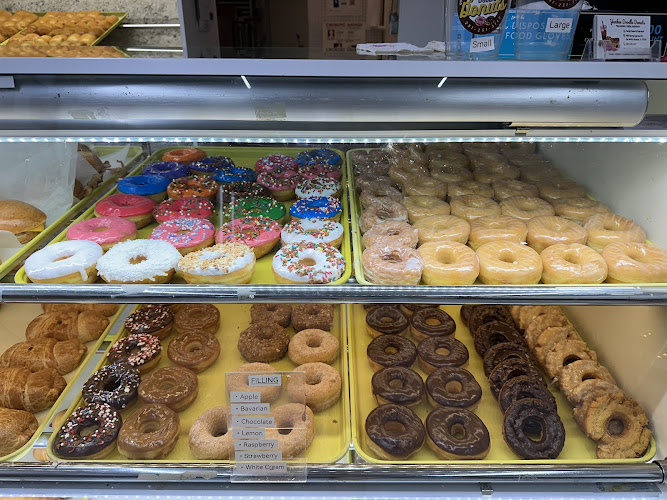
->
5 11 119 46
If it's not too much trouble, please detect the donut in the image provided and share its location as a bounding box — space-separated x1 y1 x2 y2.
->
473 321 523 357
238 322 290 362
525 313 571 350
168 331 220 373
191 156 235 176
552 198 610 224
583 213 647 252
476 241 542 285
225 197 287 224
272 241 345 284
356 175 394 193
287 362 341 411
544 340 597 381
66 216 137 251
526 216 588 253
503 398 565 459
409 308 455 342
189 406 233 459
24 240 103 284
142 161 190 180
125 304 174 339
500 196 555 221
537 179 586 203
153 197 213 222
213 166 258 184
498 375 557 413
292 304 334 332
417 336 469 374
266 403 315 458
426 366 482 410
281 218 344 248
295 178 341 199
473 163 521 184
167 175 218 200
107 333 162 373
492 179 539 200
296 148 342 167
162 148 206 163
413 215 470 245
541 243 608 284
404 176 446 199
290 196 342 222
360 185 403 207
572 382 624 426
363 220 418 249
450 195 501 222
256 171 299 201
365 305 409 337
533 325 579 366
467 305 514 336
559 360 616 403
219 181 271 205
518 305 564 332
250 304 291 328
488 358 544 400
602 242 667 283
215 216 281 259
468 216 527 251
367 334 417 371
372 367 424 407
400 304 434 317
255 154 298 174
425 407 491 460
179 242 256 284
96 239 181 284
430 165 473 184
228 362 282 403
362 244 423 285
150 217 215 255
447 181 494 199
118 175 171 202
94 193 156 229
173 304 220 335
365 404 425 459
117 404 180 459
302 163 342 181
402 196 451 223
53 403 121 459
418 241 479 285
359 199 408 234
138 366 199 412
288 329 339 365
483 342 531 377
460 305 477 327
82 363 141 410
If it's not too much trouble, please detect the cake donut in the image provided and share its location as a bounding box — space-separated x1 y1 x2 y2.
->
107 333 162 373
250 304 292 328
498 375 557 413
212 166 257 184
372 367 424 407
178 242 256 284
53 403 121 459
153 197 214 222
168 331 220 373
117 175 171 202
602 242 667 283
288 329 339 365
296 148 342 167
473 321 523 357
24 240 103 284
117 404 180 460
418 241 480 285
82 363 141 410
266 404 315 458
365 404 425 459
228 363 282 403
174 304 220 335
215 216 282 258
363 220 418 249
188 406 233 459
281 218 344 248
272 241 345 284
139 366 199 412
425 407 491 459
426 366 482 410
167 175 218 200
125 304 174 339
237 322 290 362
503 398 565 459
150 217 215 255
142 161 190 180
94 193 156 229
488 358 544 400
292 304 334 332
418 336 469 373
365 305 409 337
162 148 206 163
367 334 417 371
289 196 342 221
362 244 423 285
559 360 616 404
225 197 287 224
255 154 298 174
467 305 514 336
482 342 531 377
96 239 181 284
66 216 137 251
287 362 341 411
583 213 647 252
295 178 341 199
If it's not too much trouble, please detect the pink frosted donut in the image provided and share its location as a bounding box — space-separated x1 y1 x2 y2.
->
153 197 214 223
300 164 342 181
255 155 299 175
215 216 282 259
149 217 215 255
67 216 137 252
94 194 156 229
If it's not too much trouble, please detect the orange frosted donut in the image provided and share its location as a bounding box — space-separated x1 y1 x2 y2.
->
476 241 542 284
492 179 539 200
468 216 527 251
360 185 403 208
450 195 501 222
447 181 494 199
404 176 446 199
413 215 470 245
162 148 206 163
359 200 408 234
537 180 586 203
430 165 473 184
602 242 667 283
429 153 470 170
473 164 520 184
418 241 479 285
500 196 555 221
363 220 419 249
541 243 608 284
402 196 450 223
362 244 423 285
552 198 610 224
527 216 588 253
583 213 647 252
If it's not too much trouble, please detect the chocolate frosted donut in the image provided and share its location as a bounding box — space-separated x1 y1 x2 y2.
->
409 308 456 342
366 306 409 337
460 305 477 327
372 367 424 407
474 321 523 357
468 305 513 337
489 358 545 400
220 181 271 205
417 336 469 374
400 304 434 317
125 305 174 340
367 335 417 372
365 403 425 459
483 342 531 377
426 407 491 460
503 398 565 459
82 363 141 410
426 367 482 410
499 375 557 413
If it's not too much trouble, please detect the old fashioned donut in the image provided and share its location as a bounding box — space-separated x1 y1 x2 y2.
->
402 196 450 224
447 181 494 199
527 216 588 253
365 403 425 459
573 381 624 425
362 244 423 285
413 215 470 245
409 307 456 342
82 363 141 410
418 336 469 374
540 243 607 284
174 304 220 335
602 242 667 283
544 340 597 381
363 220 418 249
250 304 291 328
583 213 647 252
473 321 523 357
168 331 220 373
372 367 424 407
500 196 555 221
450 195 501 222
107 333 162 373
366 306 409 337
476 241 542 284
189 406 233 459
525 313 571 350
503 398 565 459
367 334 417 372
97 239 181 284
418 241 480 285
498 375 557 413
266 403 315 458
359 199 408 234
483 342 531 377
288 329 339 365
426 367 482 410
138 366 199 412
468 216 527 251
552 198 610 224
425 407 491 460
228 363 282 403
518 305 564 332
292 304 334 332
125 305 174 340
533 325 579 366
287 362 341 411
492 179 538 200
53 403 121 459
117 404 180 459
238 322 290 362
559 360 616 403
489 358 544 400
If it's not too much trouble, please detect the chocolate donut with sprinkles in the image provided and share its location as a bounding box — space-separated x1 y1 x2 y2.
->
107 333 162 373
289 196 342 221
82 363 141 410
272 241 345 284
124 305 174 340
53 402 122 459
219 181 271 205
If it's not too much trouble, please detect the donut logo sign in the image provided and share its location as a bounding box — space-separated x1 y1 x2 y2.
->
458 0 509 34
544 0 580 9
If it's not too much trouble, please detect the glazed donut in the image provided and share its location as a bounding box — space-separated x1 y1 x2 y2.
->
544 340 597 381
541 243 608 284
365 404 425 459
153 197 214 222
292 304 334 332
215 216 282 259
359 200 408 234
174 304 220 335
67 216 137 251
520 164 561 184
162 148 206 163
429 151 469 168
476 241 542 284
212 166 257 184
189 406 233 459
584 213 647 252
117 404 180 460
295 178 341 199
273 241 345 284
500 196 555 221
53 403 121 459
96 239 181 284
492 179 539 201
372 367 424 407
219 181 271 205
192 156 235 176
168 331 220 373
503 398 565 459
418 336 469 374
426 366 482 410
281 218 344 248
418 241 479 285
527 216 588 253
107 333 162 373
139 366 199 412
402 196 450 224
118 175 170 202
559 360 616 403
150 217 215 255
287 362 341 411
238 322 290 362
288 329 339 365
537 179 586 203
228 363 282 403
473 321 523 357
256 171 299 201
413 215 470 245
225 197 287 224
425 407 491 460
404 176 446 199
389 163 429 186
430 165 473 184
447 181 494 199
483 342 531 377
489 358 545 400
365 306 409 337
360 185 403 207
94 193 156 229
426 142 463 154
179 242 256 284
362 244 423 285
255 154 298 174
473 163 520 183
498 375 557 413
82 363 141 410
25 240 103 284
602 242 667 283
552 198 610 224
367 334 417 371
266 403 315 458
450 195 501 222
468 216 527 251
143 161 190 180
250 304 291 328
363 221 418 249
409 308 455 342
125 304 174 340
167 175 218 200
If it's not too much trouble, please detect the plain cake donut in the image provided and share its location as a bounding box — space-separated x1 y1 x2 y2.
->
288 329 339 365
527 216 588 253
287 362 341 411
188 406 233 459
476 241 542 284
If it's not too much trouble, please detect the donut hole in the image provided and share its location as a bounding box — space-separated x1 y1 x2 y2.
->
159 380 175 391
139 421 160 434
445 380 463 394
299 257 317 267
383 420 406 434
435 347 451 357
562 355 582 366
388 378 404 389
306 372 322 386
522 417 545 443
449 423 467 440
384 346 399 355
185 341 203 353
80 424 100 437
380 316 396 323
498 250 518 265
212 422 228 438
306 338 321 348
103 379 121 392
381 251 402 264
130 255 147 265
93 226 110 232
435 249 456 265
606 415 627 436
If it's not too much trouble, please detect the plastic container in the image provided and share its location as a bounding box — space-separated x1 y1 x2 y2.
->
514 0 583 60
445 0 511 60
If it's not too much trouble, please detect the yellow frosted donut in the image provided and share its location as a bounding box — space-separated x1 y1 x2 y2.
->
404 176 447 199
500 195 555 221
362 220 419 249
537 179 586 203
468 216 527 251
447 181 494 199
359 200 408 234
418 241 479 285
583 213 647 252
431 165 473 184
402 196 451 224
552 198 610 224
541 243 608 284
526 216 588 253
492 179 539 200
362 244 423 285
413 215 470 245
450 195 501 222
602 242 667 283
476 241 543 284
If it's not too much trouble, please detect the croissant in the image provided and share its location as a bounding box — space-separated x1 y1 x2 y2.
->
0 339 87 375
26 311 109 343
0 367 66 412
0 406 38 456
41 303 119 317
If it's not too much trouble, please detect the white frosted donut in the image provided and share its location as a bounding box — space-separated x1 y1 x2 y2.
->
273 241 345 284
450 195 501 222
179 242 256 284
602 242 667 283
500 195 555 221
583 213 647 252
476 241 543 284
97 239 181 284
25 240 103 284
468 216 527 251
541 243 608 284
295 178 341 199
281 218 344 248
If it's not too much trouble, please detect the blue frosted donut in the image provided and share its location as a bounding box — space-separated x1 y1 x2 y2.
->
142 161 190 180
290 196 342 220
213 166 258 183
190 156 235 175
118 175 171 196
296 149 342 167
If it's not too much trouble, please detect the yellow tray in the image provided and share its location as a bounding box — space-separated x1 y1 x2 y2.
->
48 304 351 464
0 145 143 281
16 146 352 285
0 303 125 461
347 303 656 464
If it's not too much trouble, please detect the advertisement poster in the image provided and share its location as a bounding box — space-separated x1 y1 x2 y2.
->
594 15 651 59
